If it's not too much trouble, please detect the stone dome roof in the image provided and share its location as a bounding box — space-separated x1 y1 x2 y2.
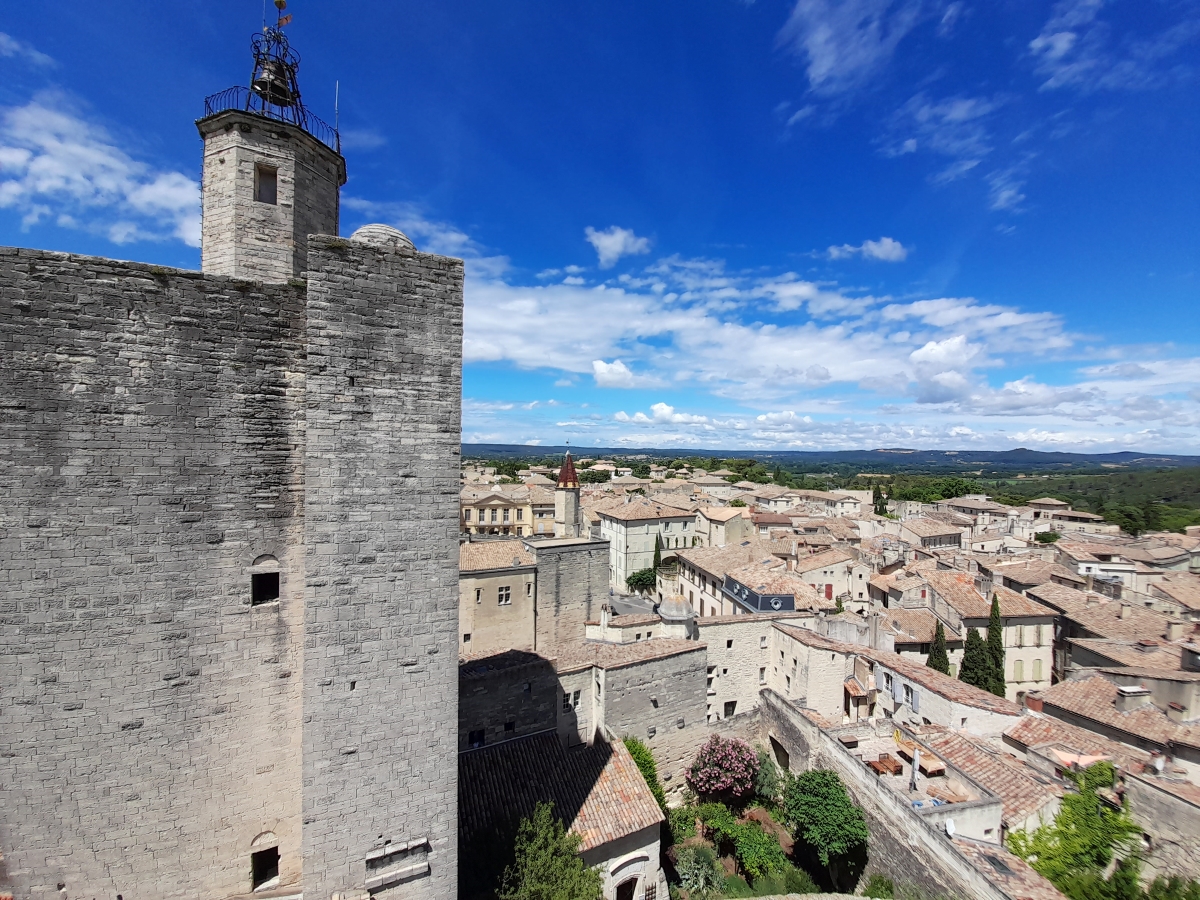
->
349 223 415 251
658 592 694 623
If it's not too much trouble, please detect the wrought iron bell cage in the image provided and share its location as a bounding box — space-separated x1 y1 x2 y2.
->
202 23 341 154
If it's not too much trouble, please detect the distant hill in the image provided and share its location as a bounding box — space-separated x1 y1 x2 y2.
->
461 445 1200 475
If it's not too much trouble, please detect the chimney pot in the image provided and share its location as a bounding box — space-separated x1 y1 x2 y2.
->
1119 603 1132 620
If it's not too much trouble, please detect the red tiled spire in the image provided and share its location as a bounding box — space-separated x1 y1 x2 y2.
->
557 450 579 489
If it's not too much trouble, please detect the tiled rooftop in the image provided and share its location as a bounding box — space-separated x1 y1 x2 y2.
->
597 498 693 522
791 548 855 574
924 570 1056 620
863 646 1024 716
458 732 664 853
953 837 1071 900
903 517 965 538
883 607 960 644
459 539 537 573
1151 572 1200 612
677 539 780 579
1067 637 1183 670
1027 584 1177 642
926 731 1062 828
1003 713 1150 773
552 637 705 674
1035 675 1200 751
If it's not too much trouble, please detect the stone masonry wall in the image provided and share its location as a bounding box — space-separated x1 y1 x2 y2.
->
199 112 344 282
459 656 558 752
602 649 708 795
532 540 609 650
300 235 462 900
0 247 308 900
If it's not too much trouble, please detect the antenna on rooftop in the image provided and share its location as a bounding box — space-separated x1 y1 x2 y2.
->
334 79 340 132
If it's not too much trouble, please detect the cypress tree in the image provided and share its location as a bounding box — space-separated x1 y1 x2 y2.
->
986 594 1007 698
926 620 951 675
958 628 992 691
653 533 662 569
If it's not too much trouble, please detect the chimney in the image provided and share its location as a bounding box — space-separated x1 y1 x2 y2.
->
1119 603 1132 620
1024 693 1044 712
1115 684 1151 713
1166 620 1184 642
1166 702 1185 724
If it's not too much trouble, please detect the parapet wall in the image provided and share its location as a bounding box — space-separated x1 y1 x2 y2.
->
0 246 308 900
759 691 1011 900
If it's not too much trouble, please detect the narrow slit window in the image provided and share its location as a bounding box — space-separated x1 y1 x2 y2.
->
251 572 280 605
254 165 278 204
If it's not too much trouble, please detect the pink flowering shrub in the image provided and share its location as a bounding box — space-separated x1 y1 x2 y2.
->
686 735 759 801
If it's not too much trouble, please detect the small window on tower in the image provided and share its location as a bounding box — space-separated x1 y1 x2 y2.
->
254 165 278 205
251 572 280 606
251 846 280 891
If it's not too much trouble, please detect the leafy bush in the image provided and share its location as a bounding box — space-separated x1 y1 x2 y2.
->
1146 875 1200 900
675 844 724 895
695 803 786 880
1035 531 1061 543
783 769 869 879
864 874 896 898
731 819 787 879
498 801 602 900
625 568 656 592
754 746 782 805
686 735 759 803
729 498 748 507
668 806 697 844
624 737 667 813
579 468 610 484
723 874 754 898
753 863 819 896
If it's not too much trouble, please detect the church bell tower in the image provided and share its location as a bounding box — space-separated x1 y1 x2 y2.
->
196 1 346 282
554 450 582 538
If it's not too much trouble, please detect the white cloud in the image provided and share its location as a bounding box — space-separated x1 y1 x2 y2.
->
827 236 909 262
0 94 200 246
338 128 387 151
882 93 1003 183
0 32 53 67
592 359 660 389
777 0 925 97
1029 0 1200 92
585 225 652 268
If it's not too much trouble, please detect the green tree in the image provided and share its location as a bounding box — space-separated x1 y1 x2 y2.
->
872 484 888 516
926 620 951 675
499 801 602 900
987 595 1007 698
631 463 651 479
1009 762 1142 897
623 737 667 813
625 568 656 593
729 498 748 507
675 845 724 895
653 533 662 569
754 745 782 805
958 628 993 692
782 770 869 888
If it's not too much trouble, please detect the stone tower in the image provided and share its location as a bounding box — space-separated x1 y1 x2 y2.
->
554 450 582 538
197 26 346 282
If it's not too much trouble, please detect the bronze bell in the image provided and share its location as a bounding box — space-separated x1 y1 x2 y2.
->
252 59 294 107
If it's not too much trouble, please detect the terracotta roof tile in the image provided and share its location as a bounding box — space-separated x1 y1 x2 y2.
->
1035 675 1200 751
597 498 693 523
883 608 960 644
953 837 1071 900
459 539 536 573
458 732 664 853
903 517 966 538
927 732 1062 828
1150 573 1200 612
925 570 1055 620
552 638 706 674
1003 714 1151 773
1027 584 1178 642
791 548 855 574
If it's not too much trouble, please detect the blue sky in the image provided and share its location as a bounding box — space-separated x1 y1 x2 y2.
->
2 1 1198 452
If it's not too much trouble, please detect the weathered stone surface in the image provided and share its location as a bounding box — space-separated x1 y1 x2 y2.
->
0 235 462 900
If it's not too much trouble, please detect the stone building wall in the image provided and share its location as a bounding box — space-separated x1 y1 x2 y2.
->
0 232 464 900
300 235 462 900
459 566 537 655
696 614 811 724
530 539 609 650
198 111 345 282
601 648 708 793
0 247 308 900
1125 774 1200 881
459 655 559 752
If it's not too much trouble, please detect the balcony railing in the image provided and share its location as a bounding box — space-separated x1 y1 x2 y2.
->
202 85 341 154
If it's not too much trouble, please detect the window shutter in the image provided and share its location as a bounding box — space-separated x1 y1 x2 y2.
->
911 690 920 713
